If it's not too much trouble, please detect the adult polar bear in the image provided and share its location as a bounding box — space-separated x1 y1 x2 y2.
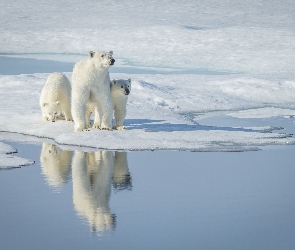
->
71 50 115 132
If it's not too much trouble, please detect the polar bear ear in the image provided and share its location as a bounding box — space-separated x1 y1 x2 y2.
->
56 101 60 105
113 80 116 84
109 50 113 55
88 51 95 58
128 78 131 83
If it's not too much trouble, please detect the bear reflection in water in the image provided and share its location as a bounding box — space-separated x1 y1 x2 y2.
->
73 150 132 233
72 150 115 233
40 143 72 189
113 151 132 191
40 143 132 234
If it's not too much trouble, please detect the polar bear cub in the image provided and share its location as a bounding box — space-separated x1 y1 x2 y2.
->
110 79 131 130
71 50 115 132
40 72 72 122
87 79 131 130
40 143 72 188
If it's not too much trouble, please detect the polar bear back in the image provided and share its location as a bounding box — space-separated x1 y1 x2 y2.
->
40 72 72 121
40 72 71 103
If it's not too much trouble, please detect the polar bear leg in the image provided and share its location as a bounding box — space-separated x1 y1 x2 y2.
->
114 106 127 130
63 99 73 121
86 108 92 128
93 106 101 129
72 91 89 131
100 99 113 130
73 103 87 131
91 91 113 130
62 95 73 121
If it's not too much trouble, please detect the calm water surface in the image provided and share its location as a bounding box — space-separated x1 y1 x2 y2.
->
1 141 295 250
1 56 295 249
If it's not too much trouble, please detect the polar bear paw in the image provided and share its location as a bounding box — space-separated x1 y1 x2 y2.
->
92 124 100 129
80 128 90 132
75 126 90 132
114 126 127 130
65 117 74 121
100 127 113 131
92 124 112 130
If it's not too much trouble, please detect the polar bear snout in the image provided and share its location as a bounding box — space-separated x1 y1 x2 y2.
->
48 114 57 122
110 58 115 65
124 88 130 95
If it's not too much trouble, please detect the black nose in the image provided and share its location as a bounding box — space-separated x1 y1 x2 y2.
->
125 89 130 95
110 58 115 65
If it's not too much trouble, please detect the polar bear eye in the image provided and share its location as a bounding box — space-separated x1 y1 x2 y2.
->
121 86 123 88
101 55 104 57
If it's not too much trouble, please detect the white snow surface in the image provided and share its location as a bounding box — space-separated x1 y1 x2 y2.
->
0 73 294 153
0 142 34 169
1 0 295 75
1 0 295 161
0 142 16 154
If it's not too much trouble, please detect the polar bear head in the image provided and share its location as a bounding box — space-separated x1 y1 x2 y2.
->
88 50 115 68
111 79 131 96
41 101 61 122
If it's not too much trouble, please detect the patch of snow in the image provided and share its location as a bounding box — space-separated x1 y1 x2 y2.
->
0 73 295 152
0 142 17 154
0 142 34 169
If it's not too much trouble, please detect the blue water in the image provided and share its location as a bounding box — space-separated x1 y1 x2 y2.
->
0 56 74 75
1 140 295 250
0 55 232 75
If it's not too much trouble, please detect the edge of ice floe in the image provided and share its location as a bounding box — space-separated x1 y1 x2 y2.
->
0 141 35 169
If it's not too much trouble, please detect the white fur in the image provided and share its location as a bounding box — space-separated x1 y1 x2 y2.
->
111 79 131 130
72 150 115 233
40 143 72 188
87 78 131 130
40 72 72 122
71 50 115 132
113 151 132 190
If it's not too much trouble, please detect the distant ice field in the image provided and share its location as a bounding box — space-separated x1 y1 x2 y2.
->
1 0 295 75
1 0 295 167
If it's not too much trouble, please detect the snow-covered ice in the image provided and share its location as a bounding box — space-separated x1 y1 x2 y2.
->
0 0 295 167
0 72 294 153
0 142 16 155
0 141 34 169
1 0 295 75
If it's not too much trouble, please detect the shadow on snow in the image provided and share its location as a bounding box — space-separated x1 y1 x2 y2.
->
124 119 262 133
